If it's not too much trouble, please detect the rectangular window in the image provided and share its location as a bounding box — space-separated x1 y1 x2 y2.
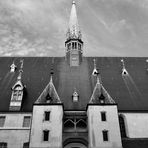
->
101 112 106 121
23 142 29 148
0 142 7 148
45 111 50 121
72 42 74 49
74 42 77 49
102 130 109 141
23 116 31 127
43 130 49 141
0 116 5 127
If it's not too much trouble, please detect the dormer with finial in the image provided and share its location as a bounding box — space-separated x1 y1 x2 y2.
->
72 88 79 102
9 59 25 111
121 59 128 75
10 61 17 72
65 1 83 66
92 59 99 76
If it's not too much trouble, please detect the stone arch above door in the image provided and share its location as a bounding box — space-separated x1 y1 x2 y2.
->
63 138 88 148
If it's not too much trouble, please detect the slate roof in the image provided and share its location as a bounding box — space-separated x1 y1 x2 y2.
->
0 57 148 111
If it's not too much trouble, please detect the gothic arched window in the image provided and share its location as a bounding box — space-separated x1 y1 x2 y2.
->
119 115 127 138
12 85 23 101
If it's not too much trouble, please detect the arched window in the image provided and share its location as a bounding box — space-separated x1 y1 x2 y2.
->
119 115 127 138
64 119 75 131
76 119 87 130
12 84 23 101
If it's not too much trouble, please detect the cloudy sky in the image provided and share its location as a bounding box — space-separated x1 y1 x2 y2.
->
0 0 148 56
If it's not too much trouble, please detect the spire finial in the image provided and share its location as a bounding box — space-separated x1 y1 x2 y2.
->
10 61 17 72
50 58 54 83
93 58 96 69
72 1 76 4
121 59 125 69
92 58 99 76
17 59 24 80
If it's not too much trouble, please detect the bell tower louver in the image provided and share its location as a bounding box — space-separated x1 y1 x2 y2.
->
65 1 83 66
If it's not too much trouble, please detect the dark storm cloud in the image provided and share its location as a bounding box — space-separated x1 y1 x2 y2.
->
0 0 148 56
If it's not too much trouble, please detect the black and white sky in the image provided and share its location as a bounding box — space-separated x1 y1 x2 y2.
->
0 0 148 56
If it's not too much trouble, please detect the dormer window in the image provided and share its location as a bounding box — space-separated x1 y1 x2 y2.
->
12 85 23 101
46 93 52 103
10 62 16 72
99 93 105 104
72 90 79 102
122 68 127 75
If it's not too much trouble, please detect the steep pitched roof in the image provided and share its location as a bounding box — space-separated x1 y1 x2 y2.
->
35 75 61 104
0 57 148 111
89 75 115 104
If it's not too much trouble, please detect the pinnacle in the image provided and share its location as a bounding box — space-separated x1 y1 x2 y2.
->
72 1 76 4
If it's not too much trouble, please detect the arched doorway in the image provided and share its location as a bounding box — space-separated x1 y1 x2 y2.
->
63 138 88 148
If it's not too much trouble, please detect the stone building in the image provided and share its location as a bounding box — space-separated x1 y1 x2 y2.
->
0 1 148 148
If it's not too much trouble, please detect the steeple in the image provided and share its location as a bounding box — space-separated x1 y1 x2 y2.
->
65 1 83 67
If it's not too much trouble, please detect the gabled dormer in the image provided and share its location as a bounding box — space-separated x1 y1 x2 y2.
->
35 75 61 104
9 60 24 111
65 1 83 67
72 88 79 102
89 75 115 104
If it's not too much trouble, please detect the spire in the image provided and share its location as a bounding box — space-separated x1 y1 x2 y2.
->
89 74 115 104
67 0 81 39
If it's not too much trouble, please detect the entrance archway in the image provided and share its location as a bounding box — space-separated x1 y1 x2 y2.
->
63 138 88 148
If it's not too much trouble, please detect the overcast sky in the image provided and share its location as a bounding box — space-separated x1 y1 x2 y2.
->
0 0 148 56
